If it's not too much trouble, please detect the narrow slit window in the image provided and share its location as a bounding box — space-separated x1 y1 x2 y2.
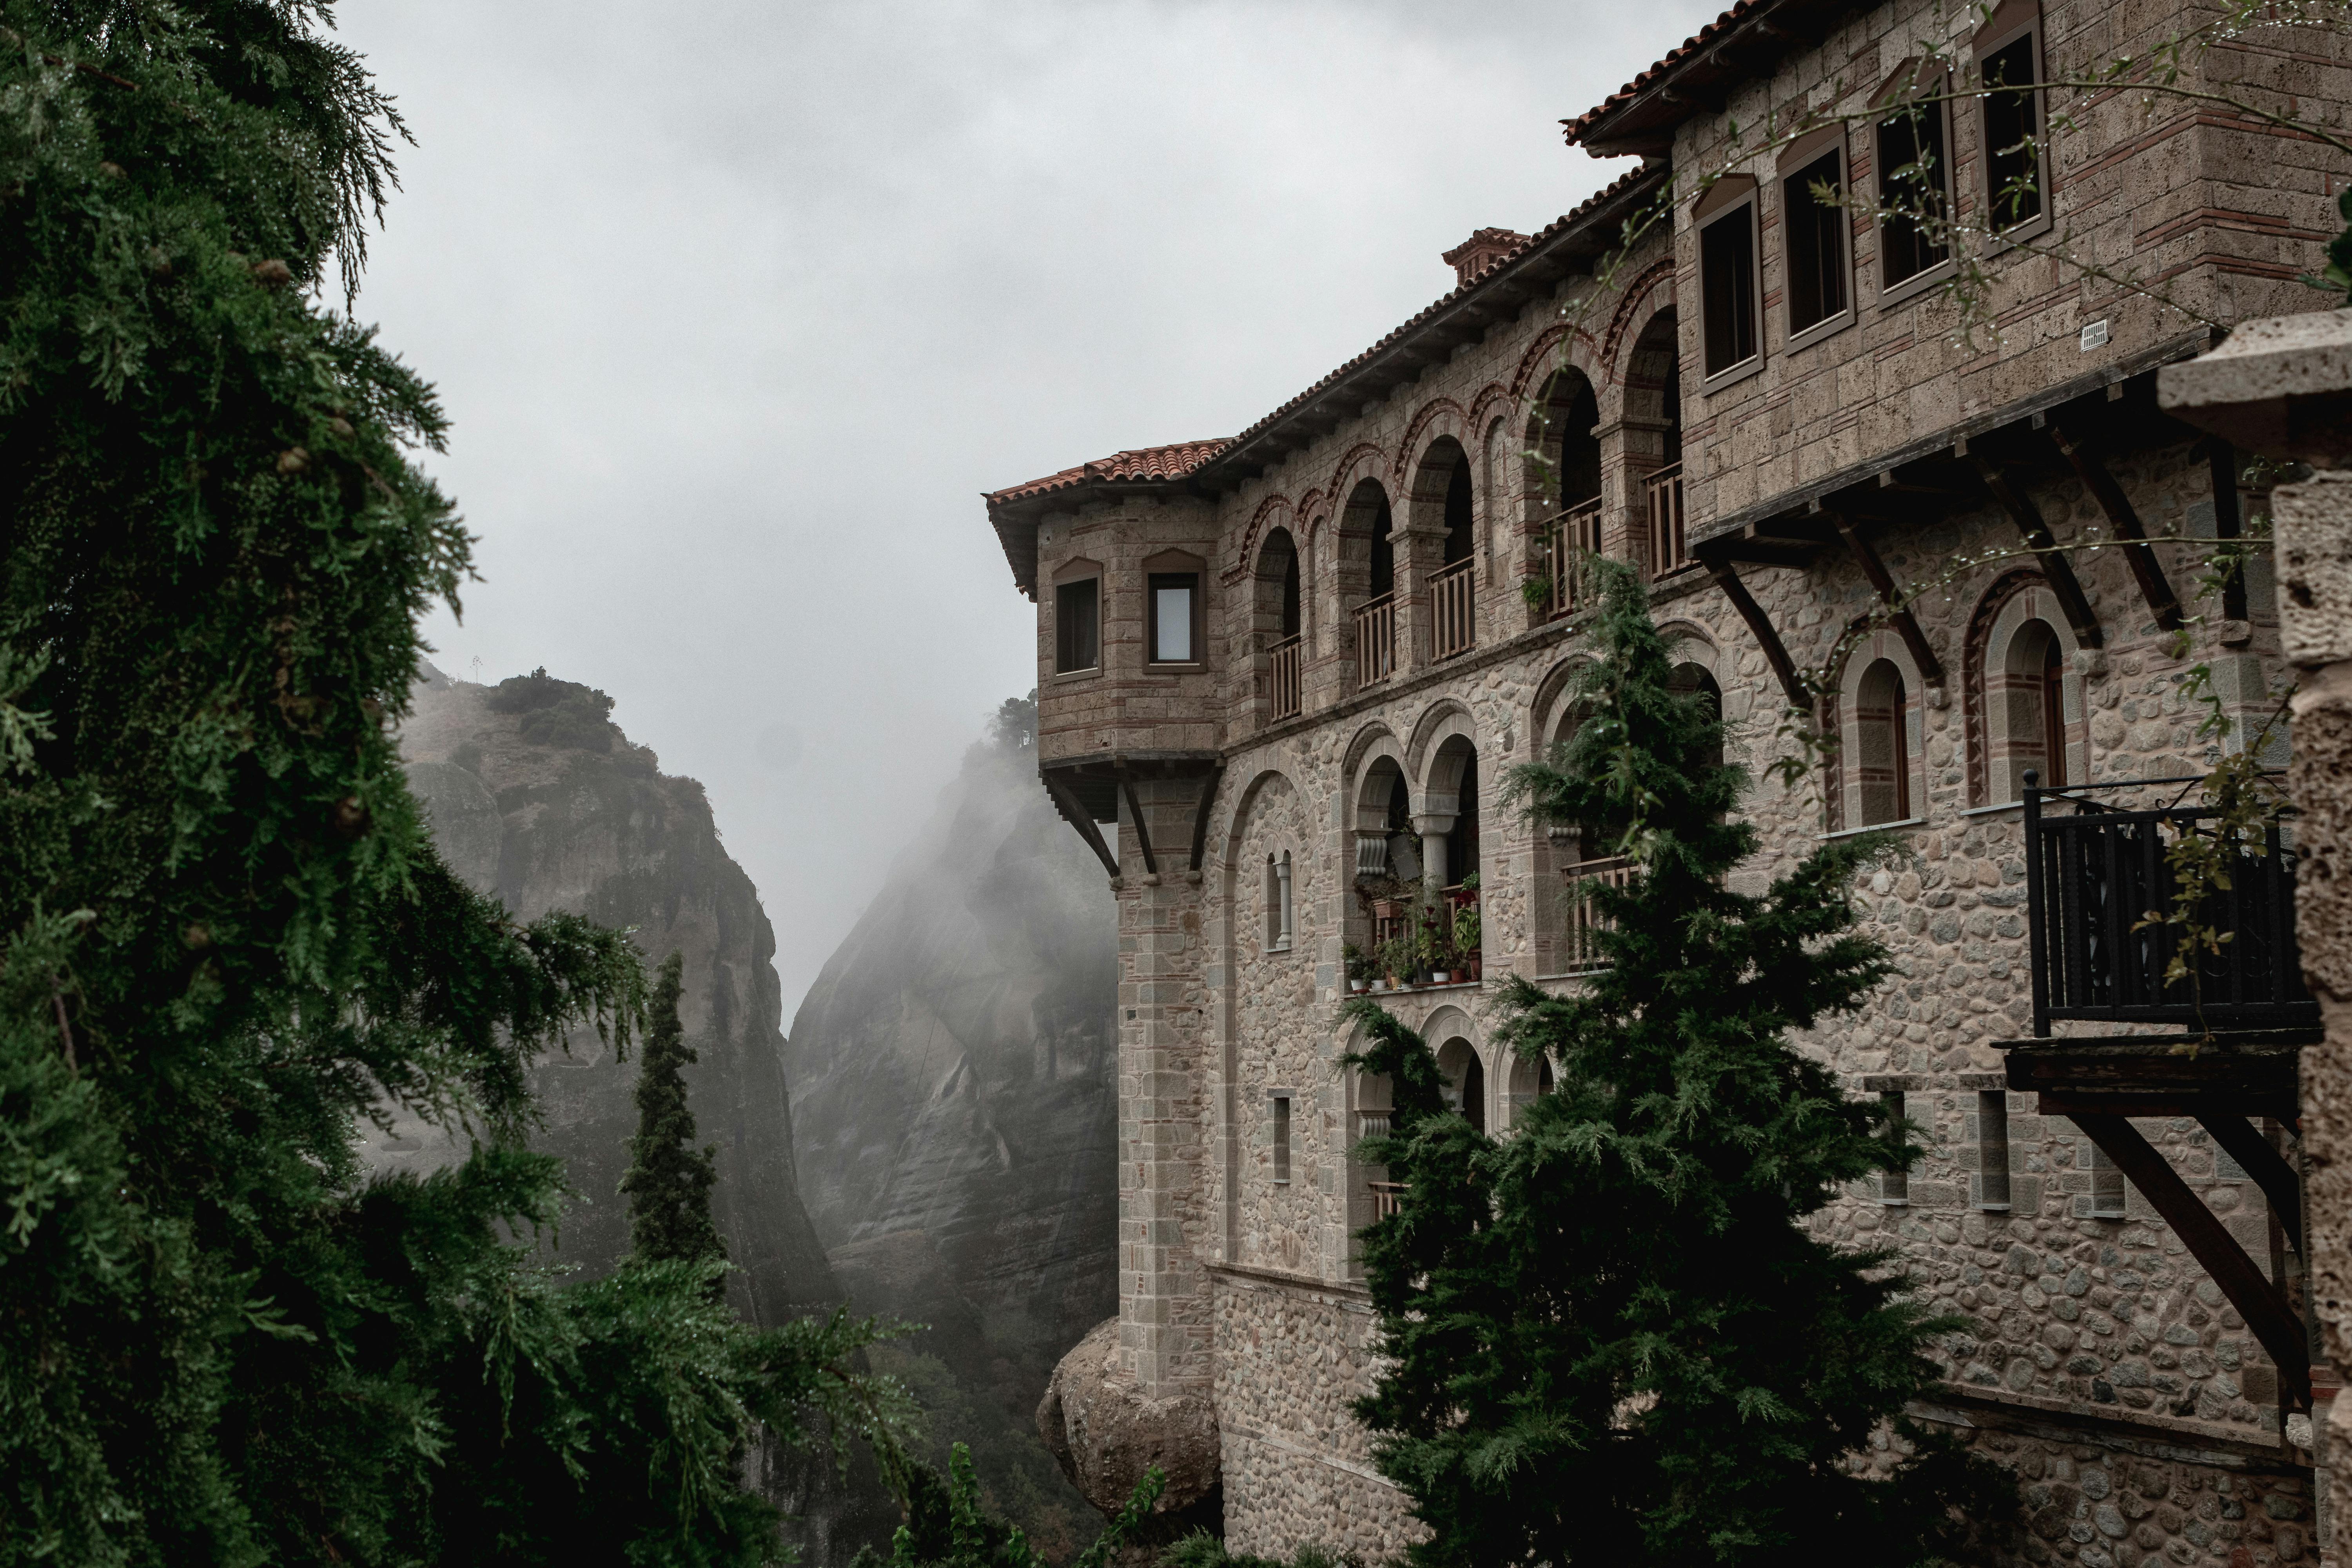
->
2088 1140 2125 1219
1976 1091 2011 1210
1783 149 1848 335
1699 200 1759 376
1054 578 1100 673
1981 32 2044 231
1880 1091 1909 1205
1148 573 1199 663
1272 1096 1292 1185
1875 87 1949 287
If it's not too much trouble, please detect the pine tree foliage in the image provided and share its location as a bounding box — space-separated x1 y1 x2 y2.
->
0 6 909 1563
1342 559 2014 1566
622 950 726 1273
850 1446 1163 1568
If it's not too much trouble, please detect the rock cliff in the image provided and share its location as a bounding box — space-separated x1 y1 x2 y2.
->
786 700 1120 1558
381 664 895 1562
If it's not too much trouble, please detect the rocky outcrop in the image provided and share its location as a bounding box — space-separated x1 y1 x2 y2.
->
1037 1319 1221 1518
785 702 1120 1553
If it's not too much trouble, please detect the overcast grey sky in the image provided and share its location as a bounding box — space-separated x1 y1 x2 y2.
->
339 0 1721 1012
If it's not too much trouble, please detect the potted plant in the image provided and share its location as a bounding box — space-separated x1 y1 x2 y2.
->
1377 936 1413 992
1454 903 1483 983
1418 916 1449 985
1445 872 1481 912
1343 943 1371 994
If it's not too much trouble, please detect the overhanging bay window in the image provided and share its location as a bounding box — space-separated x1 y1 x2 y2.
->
1144 550 1206 665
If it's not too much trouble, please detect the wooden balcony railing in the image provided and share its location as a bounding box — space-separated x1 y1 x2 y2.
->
1646 462 1690 577
1561 855 1637 970
1367 1180 1406 1221
1430 558 1475 661
2024 775 2312 1035
1354 593 1396 686
1545 499 1604 618
1269 633 1302 721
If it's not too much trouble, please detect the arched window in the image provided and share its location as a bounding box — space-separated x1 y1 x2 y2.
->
1425 734 1480 893
1443 452 1474 568
1627 311 1688 576
1668 661 1725 774
1995 618 2069 793
1436 1037 1486 1134
1341 479 1397 686
1855 659 1912 825
1256 527 1303 722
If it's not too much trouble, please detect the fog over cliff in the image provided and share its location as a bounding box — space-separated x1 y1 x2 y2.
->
786 699 1120 1558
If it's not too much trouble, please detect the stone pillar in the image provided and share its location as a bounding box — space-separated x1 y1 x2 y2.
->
1039 775 1220 1521
1274 852 1294 948
1413 802 1457 901
1595 414 1674 570
2161 311 2352 1562
1394 523 1448 675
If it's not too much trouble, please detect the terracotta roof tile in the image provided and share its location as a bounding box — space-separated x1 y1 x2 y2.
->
987 438 1233 507
1563 2 1761 147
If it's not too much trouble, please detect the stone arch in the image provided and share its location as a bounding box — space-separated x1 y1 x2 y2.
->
1427 1009 1489 1134
1391 398 1467 484
1407 433 1477 571
1619 304 1683 575
1964 569 2088 806
1344 725 1412 889
1406 699 1478 787
1502 1046 1553 1133
1508 322 1602 403
1322 441 1390 510
1600 259 1679 377
1254 525 1302 642
1524 366 1602 523
1227 494 1294 585
1827 623 1929 831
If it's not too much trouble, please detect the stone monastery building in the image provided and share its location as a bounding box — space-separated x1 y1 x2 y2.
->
987 1 2349 1560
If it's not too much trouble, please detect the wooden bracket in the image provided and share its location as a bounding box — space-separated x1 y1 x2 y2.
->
1824 506 1945 687
2070 1112 2310 1408
1975 458 2104 650
2049 427 2184 633
2196 1112 2303 1252
1701 552 1809 709
1188 763 1226 874
1120 779 1160 877
1042 772 1120 880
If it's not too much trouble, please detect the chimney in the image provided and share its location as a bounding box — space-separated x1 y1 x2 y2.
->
1442 227 1531 288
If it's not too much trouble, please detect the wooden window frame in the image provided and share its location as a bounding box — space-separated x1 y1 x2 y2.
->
1694 175 1764 392
1050 558 1103 679
1873 59 1958 306
1778 125 1855 353
1143 549 1208 668
1974 0 2052 250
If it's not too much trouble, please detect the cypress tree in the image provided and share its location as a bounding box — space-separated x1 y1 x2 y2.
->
622 951 726 1274
1343 559 2013 1566
0 7 908 1563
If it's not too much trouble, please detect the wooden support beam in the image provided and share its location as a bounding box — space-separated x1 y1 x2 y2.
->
1824 506 1945 688
2049 427 2184 633
2070 1113 2310 1406
1702 554 1809 709
1119 779 1160 877
1187 763 1225 874
1042 772 1119 880
2196 1112 2304 1252
1974 458 2104 649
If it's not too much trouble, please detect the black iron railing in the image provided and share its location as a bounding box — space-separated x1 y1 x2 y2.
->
2025 773 2312 1035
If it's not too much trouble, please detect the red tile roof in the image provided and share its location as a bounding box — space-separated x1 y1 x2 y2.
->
1563 0 1864 155
1564 3 1762 147
987 439 1233 507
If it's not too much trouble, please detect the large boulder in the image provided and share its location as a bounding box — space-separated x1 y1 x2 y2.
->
1036 1317 1221 1517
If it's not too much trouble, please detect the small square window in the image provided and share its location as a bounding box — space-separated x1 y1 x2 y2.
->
1149 573 1198 663
1055 578 1100 673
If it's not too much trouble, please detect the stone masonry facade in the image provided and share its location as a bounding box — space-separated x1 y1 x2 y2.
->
997 2 2352 1560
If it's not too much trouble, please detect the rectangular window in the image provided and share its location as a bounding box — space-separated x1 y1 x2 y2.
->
1975 1091 2011 1210
1783 149 1849 337
1149 573 1198 663
1054 578 1100 673
1272 1096 1292 1185
1699 201 1759 377
1879 1091 1909 1205
1876 96 1949 287
1981 33 2044 231
2088 1140 2125 1218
